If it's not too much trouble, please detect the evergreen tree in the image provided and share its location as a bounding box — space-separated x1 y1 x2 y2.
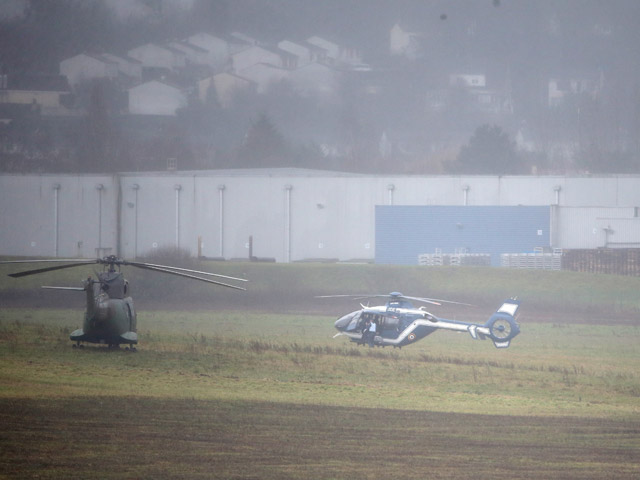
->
451 124 524 174
236 113 290 167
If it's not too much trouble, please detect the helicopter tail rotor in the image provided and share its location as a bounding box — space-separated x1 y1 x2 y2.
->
478 299 521 348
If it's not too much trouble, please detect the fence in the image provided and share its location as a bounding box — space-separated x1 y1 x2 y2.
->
420 247 640 275
501 248 562 270
562 248 640 276
418 249 491 267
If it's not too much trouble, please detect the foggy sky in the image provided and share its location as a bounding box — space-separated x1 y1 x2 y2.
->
3 0 639 73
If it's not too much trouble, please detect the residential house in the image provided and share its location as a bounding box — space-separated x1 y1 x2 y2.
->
168 40 211 66
237 63 289 94
186 33 230 69
127 43 187 72
548 75 602 107
59 53 118 87
231 45 297 73
100 53 143 84
425 89 448 112
0 74 70 114
230 31 259 46
288 62 339 98
449 73 486 88
306 36 362 66
448 73 513 115
128 80 187 116
277 40 327 66
198 72 254 107
473 88 513 115
389 23 423 59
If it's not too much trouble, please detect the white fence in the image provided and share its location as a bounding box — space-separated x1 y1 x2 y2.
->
419 249 491 267
419 248 562 270
500 248 563 270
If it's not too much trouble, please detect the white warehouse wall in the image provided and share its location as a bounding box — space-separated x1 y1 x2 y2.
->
0 174 119 258
2 170 640 262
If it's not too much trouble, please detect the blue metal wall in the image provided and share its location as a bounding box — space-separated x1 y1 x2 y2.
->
375 206 551 265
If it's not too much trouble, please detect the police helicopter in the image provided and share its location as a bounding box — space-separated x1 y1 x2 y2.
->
319 292 520 349
1 255 247 350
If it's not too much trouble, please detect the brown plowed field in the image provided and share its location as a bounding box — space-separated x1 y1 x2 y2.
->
2 397 639 479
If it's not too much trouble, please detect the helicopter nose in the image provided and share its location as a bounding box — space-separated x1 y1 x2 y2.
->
334 312 355 331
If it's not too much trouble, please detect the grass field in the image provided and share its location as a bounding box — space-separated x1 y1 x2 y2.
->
1 262 640 478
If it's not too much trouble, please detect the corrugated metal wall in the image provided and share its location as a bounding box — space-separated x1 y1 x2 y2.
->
551 206 640 249
375 206 550 265
2 171 640 263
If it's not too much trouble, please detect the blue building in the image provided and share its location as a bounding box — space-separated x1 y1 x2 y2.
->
375 205 551 265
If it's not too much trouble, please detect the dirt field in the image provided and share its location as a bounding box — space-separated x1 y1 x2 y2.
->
2 396 639 480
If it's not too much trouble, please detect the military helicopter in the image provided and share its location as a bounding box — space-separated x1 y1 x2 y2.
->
1 255 247 350
319 292 520 349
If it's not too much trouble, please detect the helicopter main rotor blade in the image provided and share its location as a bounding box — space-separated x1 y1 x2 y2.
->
315 293 472 307
124 261 248 282
315 293 400 300
42 286 85 291
4 261 97 278
315 294 367 299
0 259 95 264
402 296 473 307
131 263 246 290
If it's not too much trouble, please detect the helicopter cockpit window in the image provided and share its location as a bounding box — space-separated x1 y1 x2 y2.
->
346 311 361 331
335 311 362 331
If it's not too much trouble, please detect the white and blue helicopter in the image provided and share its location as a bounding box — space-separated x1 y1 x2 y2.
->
319 292 520 349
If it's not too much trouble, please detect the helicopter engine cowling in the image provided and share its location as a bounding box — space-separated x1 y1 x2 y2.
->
94 295 111 322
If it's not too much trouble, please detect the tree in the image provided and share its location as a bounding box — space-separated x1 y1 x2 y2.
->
577 144 639 174
450 124 524 174
73 78 135 172
77 80 115 172
236 113 290 167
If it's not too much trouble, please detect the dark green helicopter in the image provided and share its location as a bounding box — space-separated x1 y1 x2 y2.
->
2 256 247 350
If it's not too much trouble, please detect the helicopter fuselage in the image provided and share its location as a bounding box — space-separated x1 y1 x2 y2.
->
334 299 520 349
334 305 437 348
70 272 137 347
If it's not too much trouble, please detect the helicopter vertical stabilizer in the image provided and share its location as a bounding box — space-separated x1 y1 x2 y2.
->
482 299 521 348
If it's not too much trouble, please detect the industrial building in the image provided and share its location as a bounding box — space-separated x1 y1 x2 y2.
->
1 170 640 266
